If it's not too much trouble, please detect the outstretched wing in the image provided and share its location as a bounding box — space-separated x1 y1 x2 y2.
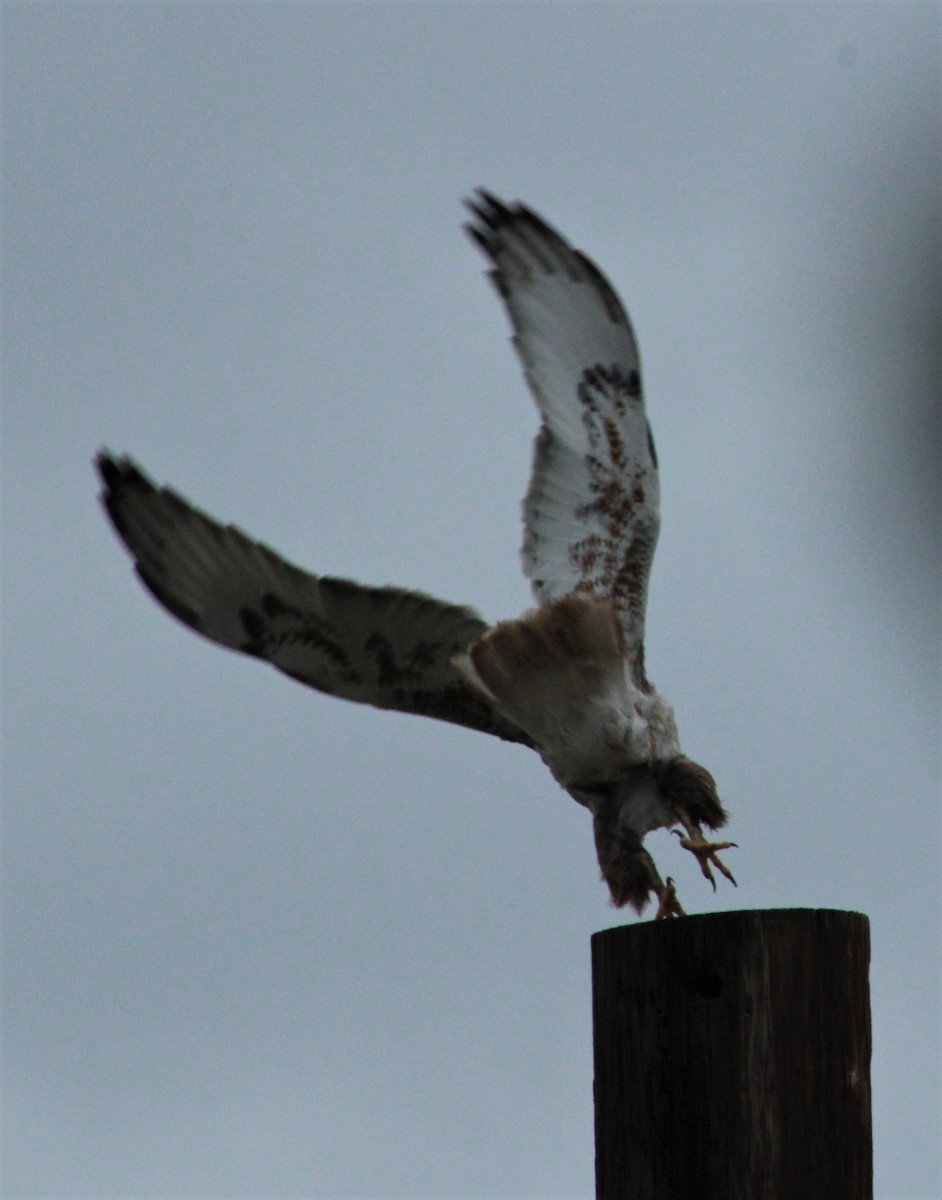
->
465 191 659 677
96 454 531 746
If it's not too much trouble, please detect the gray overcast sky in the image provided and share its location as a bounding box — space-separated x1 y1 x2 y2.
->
3 3 940 1197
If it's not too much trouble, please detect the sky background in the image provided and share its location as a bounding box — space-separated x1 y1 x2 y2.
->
3 3 940 1198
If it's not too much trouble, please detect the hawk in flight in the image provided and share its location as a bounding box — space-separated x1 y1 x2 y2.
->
97 191 736 917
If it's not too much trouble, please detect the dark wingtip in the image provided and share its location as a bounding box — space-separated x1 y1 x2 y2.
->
95 448 122 489
463 186 504 219
462 190 582 289
462 220 490 254
463 188 520 254
94 452 162 550
94 451 152 498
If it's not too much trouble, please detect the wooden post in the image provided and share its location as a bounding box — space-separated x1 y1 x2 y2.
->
592 908 871 1200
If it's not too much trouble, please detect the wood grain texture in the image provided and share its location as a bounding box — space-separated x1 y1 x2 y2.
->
592 909 872 1200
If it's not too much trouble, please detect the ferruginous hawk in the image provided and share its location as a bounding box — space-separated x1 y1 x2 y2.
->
96 190 736 917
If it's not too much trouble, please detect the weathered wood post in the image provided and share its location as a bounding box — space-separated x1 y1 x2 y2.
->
592 908 871 1200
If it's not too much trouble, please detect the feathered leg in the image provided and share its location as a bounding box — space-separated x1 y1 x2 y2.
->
593 811 688 918
655 756 738 894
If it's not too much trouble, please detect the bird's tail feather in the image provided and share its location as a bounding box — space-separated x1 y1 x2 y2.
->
452 592 632 780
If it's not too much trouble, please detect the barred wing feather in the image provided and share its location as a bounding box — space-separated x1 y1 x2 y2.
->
465 192 660 675
97 454 531 746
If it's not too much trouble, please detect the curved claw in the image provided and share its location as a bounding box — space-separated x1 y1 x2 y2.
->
671 827 738 890
654 876 686 920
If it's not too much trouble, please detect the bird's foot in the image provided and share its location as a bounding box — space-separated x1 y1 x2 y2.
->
672 826 738 891
654 876 687 919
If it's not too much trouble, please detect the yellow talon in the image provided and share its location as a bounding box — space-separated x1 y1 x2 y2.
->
655 876 687 919
672 827 738 891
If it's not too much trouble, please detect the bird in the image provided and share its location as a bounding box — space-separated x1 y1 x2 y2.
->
96 190 736 918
